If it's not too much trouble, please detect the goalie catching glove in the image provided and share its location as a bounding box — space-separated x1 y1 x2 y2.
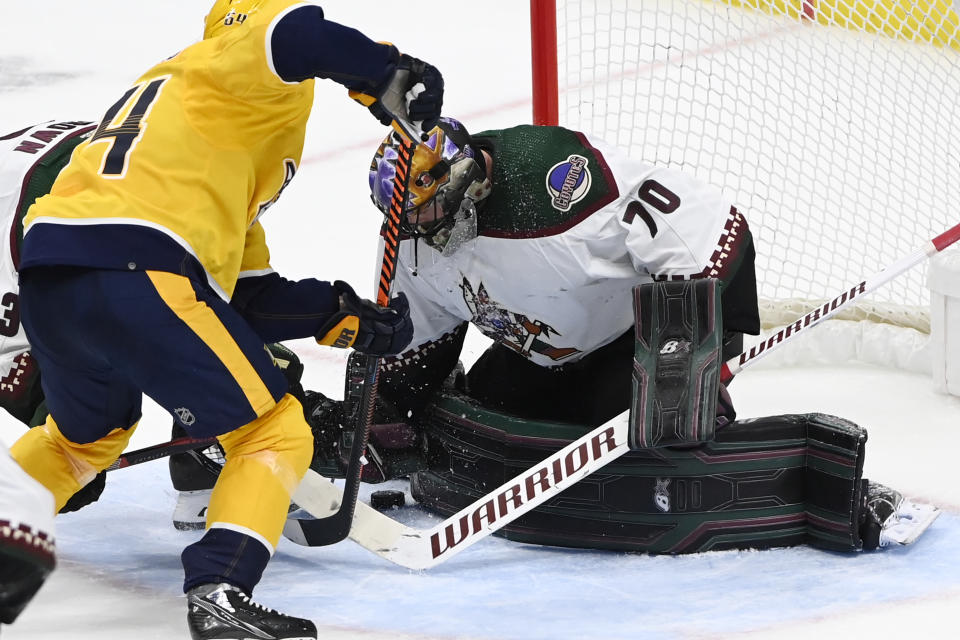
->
349 46 444 135
316 280 413 356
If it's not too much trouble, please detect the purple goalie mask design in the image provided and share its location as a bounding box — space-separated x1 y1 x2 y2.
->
368 117 480 218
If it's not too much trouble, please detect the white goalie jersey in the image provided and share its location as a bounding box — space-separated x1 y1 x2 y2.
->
0 120 94 390
383 127 751 369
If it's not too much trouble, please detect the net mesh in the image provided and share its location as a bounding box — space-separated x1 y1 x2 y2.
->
555 0 960 332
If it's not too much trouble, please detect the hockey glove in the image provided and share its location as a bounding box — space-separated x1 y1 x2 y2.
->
315 280 413 356
266 342 306 405
59 470 106 513
349 48 444 135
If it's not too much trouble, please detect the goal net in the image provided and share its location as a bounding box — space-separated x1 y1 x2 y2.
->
535 0 960 339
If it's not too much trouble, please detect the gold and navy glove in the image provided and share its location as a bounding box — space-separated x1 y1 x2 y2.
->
350 48 444 135
316 280 413 356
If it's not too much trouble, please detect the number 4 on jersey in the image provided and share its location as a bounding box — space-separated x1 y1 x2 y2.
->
89 76 169 178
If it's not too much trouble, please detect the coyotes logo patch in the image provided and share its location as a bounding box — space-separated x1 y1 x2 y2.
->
545 154 591 211
460 278 580 361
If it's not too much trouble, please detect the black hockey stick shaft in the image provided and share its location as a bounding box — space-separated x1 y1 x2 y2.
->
104 435 217 471
296 130 417 546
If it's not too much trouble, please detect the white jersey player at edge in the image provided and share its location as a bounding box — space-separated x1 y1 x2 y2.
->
0 443 56 627
0 120 67 624
0 122 134 519
0 121 96 429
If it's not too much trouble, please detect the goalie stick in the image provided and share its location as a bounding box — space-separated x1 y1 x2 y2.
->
721 220 960 382
283 219 960 569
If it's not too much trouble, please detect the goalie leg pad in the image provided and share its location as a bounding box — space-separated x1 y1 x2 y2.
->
801 413 868 551
415 392 894 554
630 279 723 449
307 351 425 483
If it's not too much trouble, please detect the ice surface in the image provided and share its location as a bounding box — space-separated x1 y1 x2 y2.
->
1 2 957 638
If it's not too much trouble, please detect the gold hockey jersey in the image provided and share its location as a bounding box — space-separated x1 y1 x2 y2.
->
23 0 314 299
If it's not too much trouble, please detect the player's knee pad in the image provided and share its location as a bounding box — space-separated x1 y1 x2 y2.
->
217 394 313 490
207 394 312 548
10 416 136 512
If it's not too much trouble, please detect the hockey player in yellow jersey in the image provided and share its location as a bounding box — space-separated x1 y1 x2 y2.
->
22 0 442 300
9 2 442 638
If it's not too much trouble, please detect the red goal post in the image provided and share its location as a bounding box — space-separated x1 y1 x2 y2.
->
531 0 559 125
529 0 960 342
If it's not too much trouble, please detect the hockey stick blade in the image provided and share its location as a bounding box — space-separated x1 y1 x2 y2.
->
289 355 380 546
284 410 630 569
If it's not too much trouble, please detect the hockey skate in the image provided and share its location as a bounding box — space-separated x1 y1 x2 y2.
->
0 448 56 624
187 582 317 640
860 481 941 550
170 426 223 531
171 445 222 531
173 488 214 531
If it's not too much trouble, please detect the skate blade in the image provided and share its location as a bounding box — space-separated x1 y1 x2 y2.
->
880 501 941 547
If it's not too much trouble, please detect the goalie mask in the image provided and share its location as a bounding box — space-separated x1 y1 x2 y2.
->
369 117 492 255
203 0 264 40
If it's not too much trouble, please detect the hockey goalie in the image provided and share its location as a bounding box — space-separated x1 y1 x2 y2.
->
286 116 939 555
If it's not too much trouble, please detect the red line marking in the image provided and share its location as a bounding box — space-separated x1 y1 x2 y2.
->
302 21 804 168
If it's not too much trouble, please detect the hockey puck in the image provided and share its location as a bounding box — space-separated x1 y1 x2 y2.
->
370 489 405 510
